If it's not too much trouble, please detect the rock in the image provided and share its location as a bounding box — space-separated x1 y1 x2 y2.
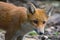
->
0 29 6 40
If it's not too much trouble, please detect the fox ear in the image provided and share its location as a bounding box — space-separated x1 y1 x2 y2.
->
27 4 35 15
47 7 54 17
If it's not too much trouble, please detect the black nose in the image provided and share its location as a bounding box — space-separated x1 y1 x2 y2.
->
34 29 44 35
39 32 43 35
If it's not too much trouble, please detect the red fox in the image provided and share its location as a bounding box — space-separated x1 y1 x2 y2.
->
0 2 48 40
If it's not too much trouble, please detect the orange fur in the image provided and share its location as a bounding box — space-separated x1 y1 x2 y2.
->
0 2 27 40
28 8 48 30
0 2 48 40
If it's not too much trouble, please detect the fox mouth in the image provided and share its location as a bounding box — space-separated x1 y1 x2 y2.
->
33 28 44 35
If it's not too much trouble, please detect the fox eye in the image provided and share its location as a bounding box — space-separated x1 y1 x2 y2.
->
33 20 38 24
43 21 45 24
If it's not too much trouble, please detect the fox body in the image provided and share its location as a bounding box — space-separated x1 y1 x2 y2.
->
0 2 48 40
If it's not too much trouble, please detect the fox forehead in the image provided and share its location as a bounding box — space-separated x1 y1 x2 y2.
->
29 8 48 21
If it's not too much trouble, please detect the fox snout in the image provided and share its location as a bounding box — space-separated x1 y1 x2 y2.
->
34 27 45 35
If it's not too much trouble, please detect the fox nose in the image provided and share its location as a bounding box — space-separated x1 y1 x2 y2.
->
34 28 44 35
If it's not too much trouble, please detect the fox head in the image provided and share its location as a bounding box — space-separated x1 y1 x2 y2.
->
27 3 48 35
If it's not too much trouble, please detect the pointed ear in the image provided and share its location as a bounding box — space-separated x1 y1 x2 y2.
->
46 7 54 17
27 4 35 15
